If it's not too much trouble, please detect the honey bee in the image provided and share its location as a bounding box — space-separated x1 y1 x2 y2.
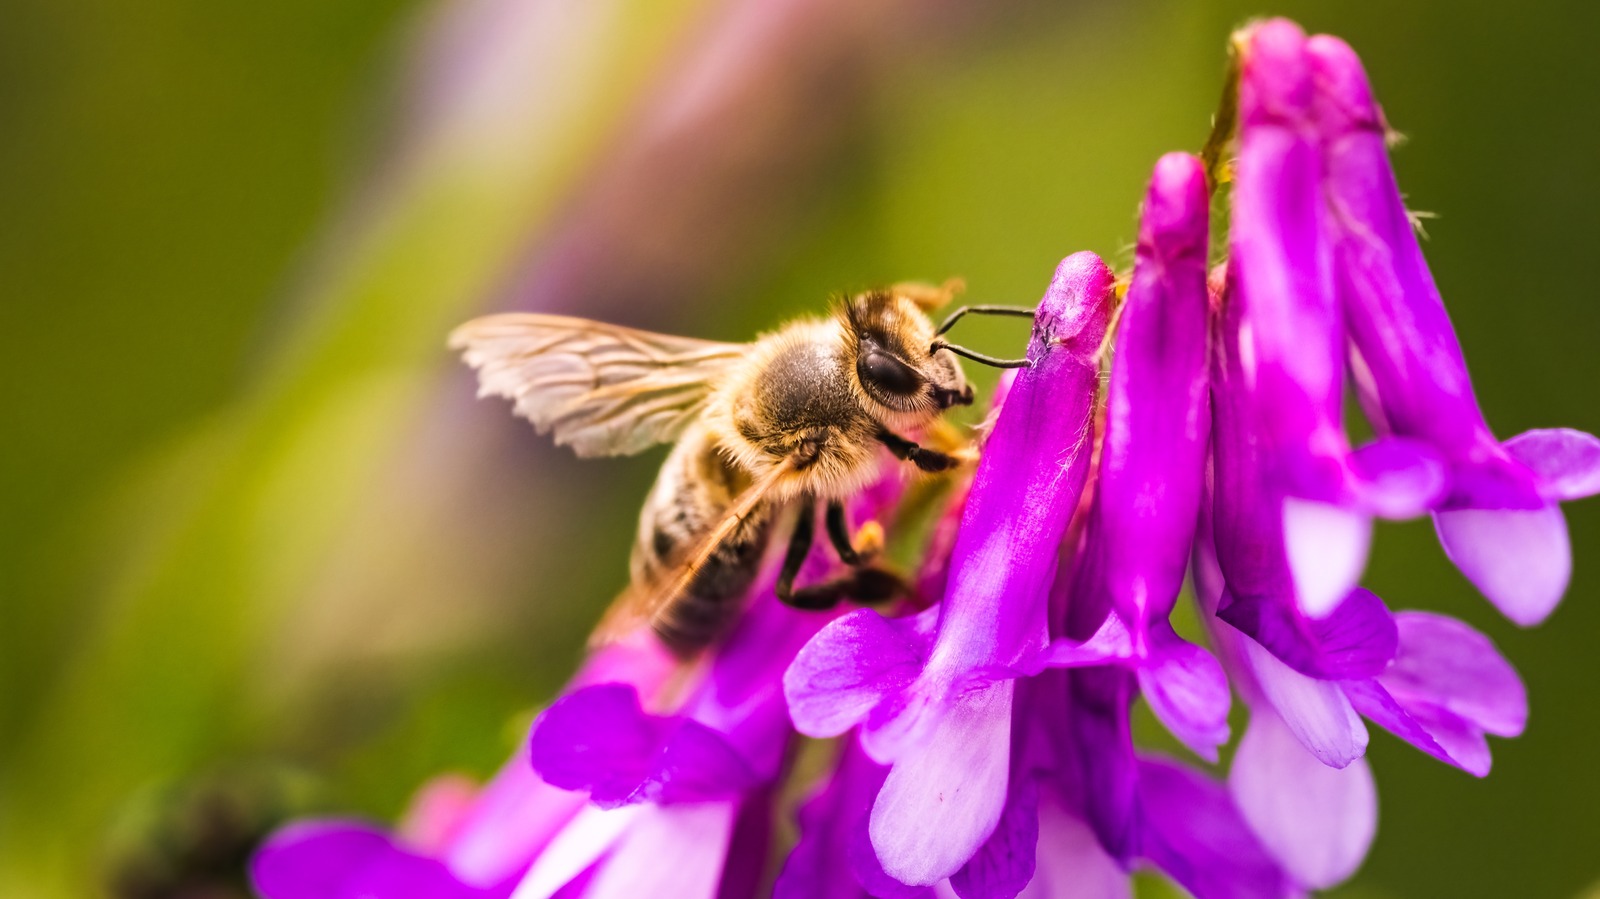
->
449 281 1032 655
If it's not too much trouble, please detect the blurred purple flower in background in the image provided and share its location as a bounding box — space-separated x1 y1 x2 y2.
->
253 15 1599 899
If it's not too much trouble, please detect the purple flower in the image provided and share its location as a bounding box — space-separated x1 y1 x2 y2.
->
256 19 1594 899
251 635 679 899
1307 32 1600 624
786 252 1112 887
1227 20 1449 619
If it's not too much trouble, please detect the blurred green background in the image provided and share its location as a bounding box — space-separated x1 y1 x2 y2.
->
4 0 1597 896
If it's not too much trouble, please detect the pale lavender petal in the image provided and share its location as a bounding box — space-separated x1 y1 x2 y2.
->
1345 436 1449 518
444 746 587 889
1240 638 1367 767
1136 633 1231 761
1280 497 1370 618
1505 428 1600 501
510 806 640 899
1383 612 1527 736
1137 757 1298 899
784 606 937 738
1228 710 1377 890
1218 587 1398 680
1342 679 1491 777
1434 505 1571 626
949 776 1039 899
580 802 738 899
1016 796 1130 899
851 810 939 899
870 681 1015 886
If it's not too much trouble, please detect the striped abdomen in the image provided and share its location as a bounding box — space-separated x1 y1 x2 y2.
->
629 425 775 654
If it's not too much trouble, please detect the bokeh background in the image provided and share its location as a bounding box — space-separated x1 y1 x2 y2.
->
4 0 1598 896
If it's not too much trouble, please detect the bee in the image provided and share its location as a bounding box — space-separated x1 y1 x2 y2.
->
449 281 1032 656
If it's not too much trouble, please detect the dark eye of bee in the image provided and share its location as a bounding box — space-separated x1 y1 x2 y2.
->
857 341 923 395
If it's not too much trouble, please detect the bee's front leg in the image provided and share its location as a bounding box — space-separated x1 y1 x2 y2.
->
775 498 816 601
778 566 908 611
876 427 961 473
825 501 884 566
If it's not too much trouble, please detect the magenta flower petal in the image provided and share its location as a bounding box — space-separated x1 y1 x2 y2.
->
1090 151 1212 640
776 740 930 899
1307 33 1599 626
1217 586 1398 680
948 776 1039 899
784 605 939 739
530 683 761 807
1231 20 1349 505
1338 611 1525 777
1382 612 1527 737
1434 505 1571 625
252 821 482 899
1342 679 1491 777
1505 428 1600 501
1308 34 1542 509
1137 757 1298 899
1064 668 1141 862
1227 710 1377 890
1135 633 1231 761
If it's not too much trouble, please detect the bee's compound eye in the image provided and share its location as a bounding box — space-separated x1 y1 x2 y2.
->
858 347 923 396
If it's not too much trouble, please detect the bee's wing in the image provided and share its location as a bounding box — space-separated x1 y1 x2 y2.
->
449 313 747 457
590 456 797 651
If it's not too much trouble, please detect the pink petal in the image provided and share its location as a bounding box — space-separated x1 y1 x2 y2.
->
870 681 1014 886
1505 428 1600 501
1385 612 1527 737
1434 505 1571 625
510 806 640 899
1229 710 1377 889
1343 679 1492 777
1137 636 1231 761
784 607 937 739
1346 436 1448 518
580 802 737 899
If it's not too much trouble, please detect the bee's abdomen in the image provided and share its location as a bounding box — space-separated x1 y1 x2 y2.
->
631 428 773 655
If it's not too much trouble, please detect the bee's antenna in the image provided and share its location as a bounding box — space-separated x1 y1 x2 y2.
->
933 304 1037 337
930 339 1032 369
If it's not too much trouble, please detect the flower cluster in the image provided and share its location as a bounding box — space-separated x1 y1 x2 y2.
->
252 18 1600 899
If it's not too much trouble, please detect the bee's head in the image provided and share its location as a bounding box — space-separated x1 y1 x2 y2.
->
840 288 973 426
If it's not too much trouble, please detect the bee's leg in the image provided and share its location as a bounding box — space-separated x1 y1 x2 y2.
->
775 498 816 603
824 501 885 566
780 566 909 611
877 427 962 473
